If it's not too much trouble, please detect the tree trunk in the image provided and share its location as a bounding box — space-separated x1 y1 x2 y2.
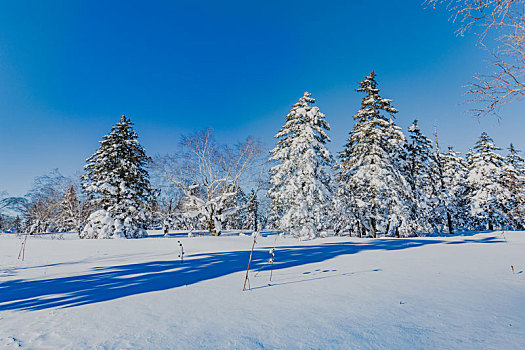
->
488 220 494 231
447 211 453 234
357 221 364 238
208 217 217 236
208 217 222 236
370 217 376 238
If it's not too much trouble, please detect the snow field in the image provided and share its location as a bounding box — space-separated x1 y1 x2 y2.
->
0 231 524 349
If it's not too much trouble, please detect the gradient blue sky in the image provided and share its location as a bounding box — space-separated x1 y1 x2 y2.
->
1 1 524 196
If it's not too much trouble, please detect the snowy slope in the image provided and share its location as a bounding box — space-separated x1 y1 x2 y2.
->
0 231 524 349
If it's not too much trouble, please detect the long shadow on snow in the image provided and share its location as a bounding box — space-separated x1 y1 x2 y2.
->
0 236 501 311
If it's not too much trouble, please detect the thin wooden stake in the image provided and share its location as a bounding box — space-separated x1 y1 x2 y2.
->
243 233 258 291
269 251 274 282
178 240 184 264
18 235 27 261
269 235 277 282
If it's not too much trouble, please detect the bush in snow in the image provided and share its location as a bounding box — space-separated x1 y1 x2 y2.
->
80 209 146 239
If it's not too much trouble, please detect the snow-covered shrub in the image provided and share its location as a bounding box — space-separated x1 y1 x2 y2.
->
80 209 147 239
80 210 120 239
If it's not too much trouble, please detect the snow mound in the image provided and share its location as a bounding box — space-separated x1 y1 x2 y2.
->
80 209 146 239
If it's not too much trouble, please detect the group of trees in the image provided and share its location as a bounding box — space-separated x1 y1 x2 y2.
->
0 192 23 232
0 173 87 234
0 116 266 238
268 71 525 239
1 73 524 239
3 1 525 239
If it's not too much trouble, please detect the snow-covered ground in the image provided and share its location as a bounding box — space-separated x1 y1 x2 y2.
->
0 231 524 349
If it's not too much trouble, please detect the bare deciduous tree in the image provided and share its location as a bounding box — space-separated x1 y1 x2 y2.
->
0 192 26 221
155 129 264 236
427 0 525 116
0 192 26 231
23 170 89 234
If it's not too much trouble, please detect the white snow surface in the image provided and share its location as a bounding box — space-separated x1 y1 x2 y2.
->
0 230 524 349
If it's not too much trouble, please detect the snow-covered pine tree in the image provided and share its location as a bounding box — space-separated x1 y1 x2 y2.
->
267 91 333 239
431 126 449 233
331 188 357 236
406 120 437 233
501 143 525 229
224 186 247 230
336 71 410 238
81 115 154 239
438 146 471 232
466 132 506 230
178 189 202 233
56 184 88 234
246 189 258 231
13 216 21 233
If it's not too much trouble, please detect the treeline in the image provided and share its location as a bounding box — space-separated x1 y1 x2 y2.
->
1 118 266 238
1 71 524 238
269 72 525 238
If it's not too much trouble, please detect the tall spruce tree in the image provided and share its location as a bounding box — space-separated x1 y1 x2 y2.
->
467 132 506 230
224 186 247 230
406 120 436 233
246 189 259 231
439 146 471 232
56 184 88 234
81 115 153 238
501 144 525 229
267 91 333 239
336 71 410 238
432 126 450 233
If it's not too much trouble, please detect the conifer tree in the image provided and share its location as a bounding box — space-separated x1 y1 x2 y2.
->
224 186 247 230
81 115 154 238
432 126 450 233
13 216 21 233
267 91 333 239
246 189 259 231
438 146 471 232
501 144 525 228
406 120 436 233
56 184 88 234
336 71 410 237
467 132 506 230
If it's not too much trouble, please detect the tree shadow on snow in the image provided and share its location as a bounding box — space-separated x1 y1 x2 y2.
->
0 235 502 311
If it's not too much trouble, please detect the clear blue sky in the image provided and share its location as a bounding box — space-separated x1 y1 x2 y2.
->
1 1 524 196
